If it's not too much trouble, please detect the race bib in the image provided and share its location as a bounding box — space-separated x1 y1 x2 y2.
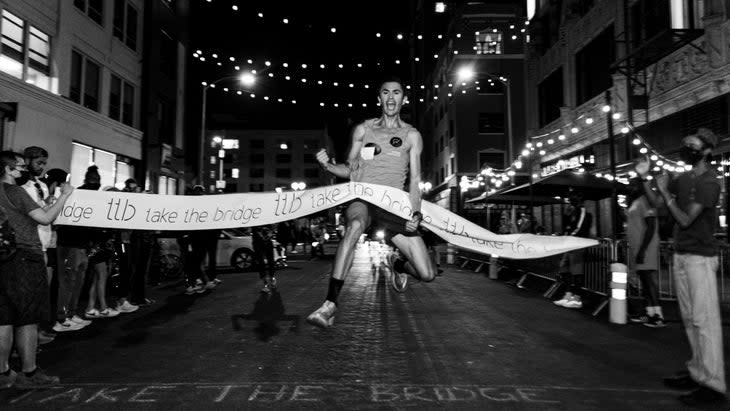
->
361 147 375 160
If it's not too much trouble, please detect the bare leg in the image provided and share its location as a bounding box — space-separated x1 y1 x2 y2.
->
390 235 437 282
331 202 371 281
14 324 38 372
95 262 109 310
0 325 13 372
86 269 99 312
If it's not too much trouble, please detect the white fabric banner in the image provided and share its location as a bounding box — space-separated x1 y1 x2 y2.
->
54 182 597 259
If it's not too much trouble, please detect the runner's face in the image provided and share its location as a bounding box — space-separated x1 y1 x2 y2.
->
28 157 47 177
378 82 404 116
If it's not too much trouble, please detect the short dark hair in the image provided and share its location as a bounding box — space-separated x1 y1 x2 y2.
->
24 146 48 160
125 178 137 186
0 150 22 178
377 75 405 92
43 168 68 186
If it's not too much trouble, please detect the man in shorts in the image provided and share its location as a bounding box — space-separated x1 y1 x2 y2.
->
0 151 73 388
306 76 436 328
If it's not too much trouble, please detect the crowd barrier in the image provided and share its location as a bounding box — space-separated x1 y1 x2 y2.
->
453 237 730 311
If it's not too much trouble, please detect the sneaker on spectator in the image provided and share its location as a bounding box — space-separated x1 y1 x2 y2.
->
205 281 217 290
563 295 583 309
644 315 666 328
553 292 573 307
212 278 222 285
630 314 650 323
185 285 197 295
70 315 92 327
130 298 155 306
0 369 17 389
52 319 83 332
98 308 120 318
14 368 59 389
116 300 139 314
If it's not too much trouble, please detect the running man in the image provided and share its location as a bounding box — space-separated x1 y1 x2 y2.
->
307 76 437 328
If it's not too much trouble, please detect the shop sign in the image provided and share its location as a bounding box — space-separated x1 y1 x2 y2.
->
541 154 595 177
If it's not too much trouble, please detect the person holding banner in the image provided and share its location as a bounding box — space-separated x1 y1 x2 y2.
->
307 76 437 328
0 151 73 388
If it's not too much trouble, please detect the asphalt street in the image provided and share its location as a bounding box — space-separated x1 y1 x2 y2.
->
1 241 728 410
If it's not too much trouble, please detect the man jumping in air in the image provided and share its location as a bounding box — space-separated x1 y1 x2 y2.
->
307 76 437 328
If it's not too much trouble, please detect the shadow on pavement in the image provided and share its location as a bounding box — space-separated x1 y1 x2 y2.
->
230 290 300 341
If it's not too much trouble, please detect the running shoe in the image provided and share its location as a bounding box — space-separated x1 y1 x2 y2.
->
14 368 59 389
644 315 666 328
86 308 120 318
387 253 408 293
69 315 92 326
629 314 650 323
116 300 139 313
52 319 83 332
306 300 336 328
205 281 217 290
563 295 583 309
553 292 573 307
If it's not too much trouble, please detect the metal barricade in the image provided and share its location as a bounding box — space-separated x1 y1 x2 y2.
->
655 242 730 304
582 238 615 297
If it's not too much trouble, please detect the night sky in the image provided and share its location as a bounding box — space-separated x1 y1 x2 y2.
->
188 0 452 155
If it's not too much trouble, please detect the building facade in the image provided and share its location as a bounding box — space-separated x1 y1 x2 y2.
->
524 0 730 237
414 1 528 219
0 0 188 193
203 129 333 193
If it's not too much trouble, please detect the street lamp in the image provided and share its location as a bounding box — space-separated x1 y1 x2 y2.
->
198 72 256 184
291 181 306 191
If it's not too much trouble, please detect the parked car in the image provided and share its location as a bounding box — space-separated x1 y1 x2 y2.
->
212 228 287 271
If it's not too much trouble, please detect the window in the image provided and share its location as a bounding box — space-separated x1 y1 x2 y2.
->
276 168 291 178
450 157 455 175
304 153 317 163
478 113 505 134
475 30 503 55
0 10 25 79
158 176 177 195
276 154 291 163
250 139 264 149
249 153 264 163
109 74 135 126
250 168 264 178
478 150 506 170
75 0 104 26
538 68 563 127
113 1 138 50
304 168 319 178
575 25 615 105
70 50 101 111
0 11 52 91
70 142 133 189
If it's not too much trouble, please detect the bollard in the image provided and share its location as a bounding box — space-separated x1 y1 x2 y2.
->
446 244 455 265
489 256 499 279
609 262 628 324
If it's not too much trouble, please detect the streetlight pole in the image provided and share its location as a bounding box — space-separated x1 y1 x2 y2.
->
197 73 256 186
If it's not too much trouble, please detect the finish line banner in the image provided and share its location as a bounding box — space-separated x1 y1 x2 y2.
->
54 182 597 260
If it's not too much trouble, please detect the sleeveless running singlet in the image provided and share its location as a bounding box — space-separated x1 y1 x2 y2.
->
350 119 412 190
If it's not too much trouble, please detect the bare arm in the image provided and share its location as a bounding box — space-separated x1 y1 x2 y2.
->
28 186 73 225
641 180 663 208
637 216 656 259
407 129 423 213
319 123 365 179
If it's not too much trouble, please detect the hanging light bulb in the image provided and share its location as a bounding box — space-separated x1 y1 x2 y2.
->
612 113 621 120
650 155 659 161
558 134 566 140
539 150 546 155
548 139 554 144
602 105 611 112
621 127 630 134
632 138 641 145
521 149 529 157
585 117 593 124
515 161 523 169
571 127 579 134
640 147 648 154
536 142 543 148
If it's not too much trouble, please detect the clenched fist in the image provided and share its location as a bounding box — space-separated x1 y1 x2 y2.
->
316 149 330 166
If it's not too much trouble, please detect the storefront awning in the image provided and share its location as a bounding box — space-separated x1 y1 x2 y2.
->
496 170 627 201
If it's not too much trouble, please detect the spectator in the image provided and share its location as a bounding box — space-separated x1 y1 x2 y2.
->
276 221 291 253
41 169 68 336
181 185 214 295
638 129 726 405
54 167 101 331
121 179 155 306
625 176 664 327
0 150 73 388
252 225 277 293
517 212 534 234
20 147 55 343
554 190 593 309
83 180 121 319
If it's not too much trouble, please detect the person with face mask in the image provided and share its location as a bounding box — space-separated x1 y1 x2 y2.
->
0 151 73 388
553 190 593 309
636 128 725 405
